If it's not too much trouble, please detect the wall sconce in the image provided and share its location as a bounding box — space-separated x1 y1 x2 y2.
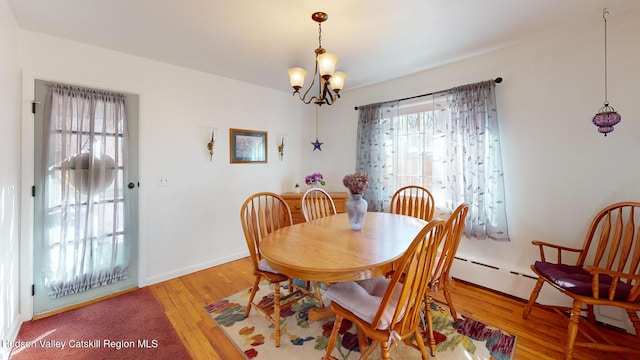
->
206 129 217 161
278 135 286 161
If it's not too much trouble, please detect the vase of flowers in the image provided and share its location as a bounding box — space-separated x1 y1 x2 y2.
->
305 172 326 188
342 171 370 230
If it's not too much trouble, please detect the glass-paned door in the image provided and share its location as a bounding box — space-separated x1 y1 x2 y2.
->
33 80 139 315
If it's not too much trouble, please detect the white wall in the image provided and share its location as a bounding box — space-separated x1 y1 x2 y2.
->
17 30 307 318
0 0 20 358
318 11 640 300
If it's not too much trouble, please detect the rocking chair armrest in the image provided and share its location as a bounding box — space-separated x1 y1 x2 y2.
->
531 240 583 263
582 266 640 301
582 266 640 280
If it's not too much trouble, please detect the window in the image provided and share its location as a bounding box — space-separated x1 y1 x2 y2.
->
384 97 450 209
356 80 509 240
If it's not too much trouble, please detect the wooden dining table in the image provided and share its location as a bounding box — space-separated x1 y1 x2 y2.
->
260 212 428 320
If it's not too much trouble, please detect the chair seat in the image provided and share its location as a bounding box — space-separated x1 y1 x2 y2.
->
534 261 632 300
326 276 404 330
258 258 279 274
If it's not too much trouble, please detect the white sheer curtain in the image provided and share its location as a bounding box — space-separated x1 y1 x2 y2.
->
41 84 130 298
356 80 509 240
445 81 509 240
355 100 399 212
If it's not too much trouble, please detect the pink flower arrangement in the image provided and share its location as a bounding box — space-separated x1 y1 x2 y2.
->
305 172 326 186
343 171 370 194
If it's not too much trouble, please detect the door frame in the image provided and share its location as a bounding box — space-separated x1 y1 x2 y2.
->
19 71 147 320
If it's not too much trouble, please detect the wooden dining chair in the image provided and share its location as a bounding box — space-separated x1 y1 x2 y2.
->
323 219 446 360
240 192 317 347
387 185 436 278
390 185 435 221
424 202 469 355
301 187 337 222
300 187 337 305
521 202 640 360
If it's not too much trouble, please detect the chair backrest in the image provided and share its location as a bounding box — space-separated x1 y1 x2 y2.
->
579 202 640 279
371 219 446 333
301 188 337 221
390 185 435 221
240 192 293 271
432 202 470 286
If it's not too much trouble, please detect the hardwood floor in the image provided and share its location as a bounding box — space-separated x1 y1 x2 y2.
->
149 257 640 360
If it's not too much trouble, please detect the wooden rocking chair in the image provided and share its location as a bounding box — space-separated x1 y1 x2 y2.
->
522 202 640 359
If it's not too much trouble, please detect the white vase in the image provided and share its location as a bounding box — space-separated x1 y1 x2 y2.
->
346 193 368 230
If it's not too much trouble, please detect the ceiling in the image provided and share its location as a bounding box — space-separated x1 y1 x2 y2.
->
7 0 640 92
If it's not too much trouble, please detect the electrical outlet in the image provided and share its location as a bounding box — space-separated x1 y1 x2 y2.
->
158 176 169 186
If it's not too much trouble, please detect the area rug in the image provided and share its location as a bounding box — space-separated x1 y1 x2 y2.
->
10 287 190 360
204 282 516 360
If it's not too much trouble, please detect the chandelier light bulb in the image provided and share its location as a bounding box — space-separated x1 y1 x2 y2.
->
288 67 307 90
317 53 338 78
329 71 346 92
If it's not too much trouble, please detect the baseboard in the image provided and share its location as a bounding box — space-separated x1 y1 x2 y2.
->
1 316 22 360
143 250 249 286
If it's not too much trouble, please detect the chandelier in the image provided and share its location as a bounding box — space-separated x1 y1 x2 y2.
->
592 8 621 136
288 12 346 106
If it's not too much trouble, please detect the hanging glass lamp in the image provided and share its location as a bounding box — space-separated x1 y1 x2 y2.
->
592 9 621 136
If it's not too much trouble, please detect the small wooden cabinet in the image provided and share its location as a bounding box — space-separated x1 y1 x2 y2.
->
280 191 348 224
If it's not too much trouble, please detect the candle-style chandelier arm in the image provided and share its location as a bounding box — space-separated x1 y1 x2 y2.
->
294 56 320 104
321 77 338 105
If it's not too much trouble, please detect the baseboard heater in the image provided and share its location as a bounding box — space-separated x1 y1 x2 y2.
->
450 256 636 335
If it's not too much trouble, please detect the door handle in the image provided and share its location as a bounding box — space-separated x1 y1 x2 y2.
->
128 182 135 189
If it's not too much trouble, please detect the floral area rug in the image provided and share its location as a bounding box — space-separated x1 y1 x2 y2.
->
204 281 516 360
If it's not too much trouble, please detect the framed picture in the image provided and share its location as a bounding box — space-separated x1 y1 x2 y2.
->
229 128 268 163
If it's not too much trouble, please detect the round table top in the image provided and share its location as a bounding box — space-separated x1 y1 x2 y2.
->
259 212 428 283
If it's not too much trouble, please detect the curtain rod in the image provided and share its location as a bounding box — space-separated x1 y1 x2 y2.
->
354 77 503 110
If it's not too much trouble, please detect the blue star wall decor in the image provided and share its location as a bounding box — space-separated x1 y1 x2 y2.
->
311 138 323 151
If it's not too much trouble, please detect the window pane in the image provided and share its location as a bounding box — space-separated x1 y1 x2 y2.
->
391 97 450 207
